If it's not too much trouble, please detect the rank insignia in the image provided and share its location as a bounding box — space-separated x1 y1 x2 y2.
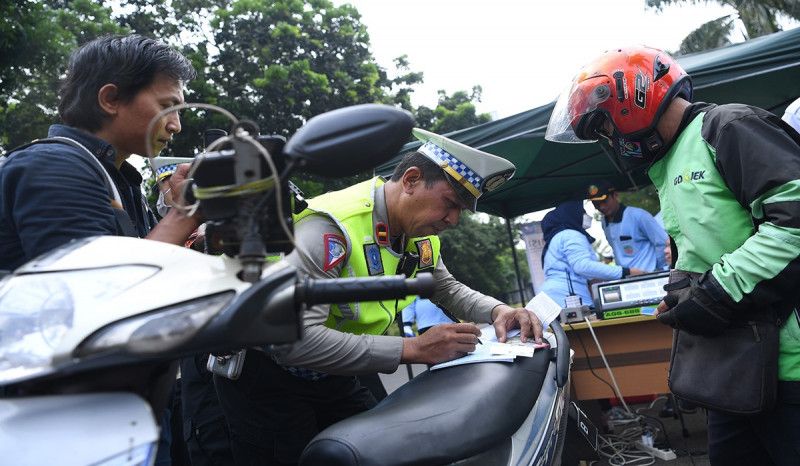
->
415 239 434 269
323 234 347 272
363 243 384 276
375 223 389 245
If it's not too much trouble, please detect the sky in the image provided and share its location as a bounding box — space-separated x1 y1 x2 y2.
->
332 0 798 243
335 0 745 119
327 0 758 246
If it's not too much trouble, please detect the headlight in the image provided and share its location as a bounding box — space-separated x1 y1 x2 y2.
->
0 266 159 384
76 291 234 357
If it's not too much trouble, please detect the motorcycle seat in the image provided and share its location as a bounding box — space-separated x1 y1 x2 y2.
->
300 346 552 465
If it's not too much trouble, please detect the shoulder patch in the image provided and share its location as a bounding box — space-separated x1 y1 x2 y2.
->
323 234 347 272
415 239 434 269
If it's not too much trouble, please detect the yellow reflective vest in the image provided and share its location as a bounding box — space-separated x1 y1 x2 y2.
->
295 178 440 335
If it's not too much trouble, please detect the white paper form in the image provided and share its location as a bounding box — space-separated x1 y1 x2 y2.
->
525 292 563 330
429 326 548 371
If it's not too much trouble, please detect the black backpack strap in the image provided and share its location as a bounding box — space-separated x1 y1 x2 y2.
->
4 138 138 237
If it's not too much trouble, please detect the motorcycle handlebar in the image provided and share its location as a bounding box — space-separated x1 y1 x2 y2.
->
296 273 436 306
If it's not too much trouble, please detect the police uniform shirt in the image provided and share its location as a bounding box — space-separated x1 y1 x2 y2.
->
279 181 502 375
602 204 668 271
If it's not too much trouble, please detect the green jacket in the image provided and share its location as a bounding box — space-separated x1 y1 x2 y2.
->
649 102 800 383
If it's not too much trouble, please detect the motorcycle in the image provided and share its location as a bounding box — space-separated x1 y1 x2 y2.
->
0 102 588 466
299 321 576 466
0 103 432 465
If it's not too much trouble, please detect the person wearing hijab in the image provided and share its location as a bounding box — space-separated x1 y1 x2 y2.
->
537 201 645 308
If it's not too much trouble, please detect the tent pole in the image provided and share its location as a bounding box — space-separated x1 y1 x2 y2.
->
506 217 527 305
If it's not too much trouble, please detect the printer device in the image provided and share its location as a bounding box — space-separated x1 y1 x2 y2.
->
590 271 670 320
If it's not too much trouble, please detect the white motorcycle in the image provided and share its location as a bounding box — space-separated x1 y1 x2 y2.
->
0 104 432 465
0 103 591 466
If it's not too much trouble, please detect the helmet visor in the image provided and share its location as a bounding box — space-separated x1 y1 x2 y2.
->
546 77 612 144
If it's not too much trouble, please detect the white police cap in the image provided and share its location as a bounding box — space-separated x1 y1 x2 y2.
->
412 128 515 211
149 156 194 181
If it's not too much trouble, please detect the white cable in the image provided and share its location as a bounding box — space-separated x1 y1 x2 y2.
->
144 102 316 273
584 315 633 414
597 429 656 466
235 130 317 273
148 102 239 218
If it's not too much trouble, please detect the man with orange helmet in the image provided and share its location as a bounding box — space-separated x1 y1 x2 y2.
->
548 46 800 465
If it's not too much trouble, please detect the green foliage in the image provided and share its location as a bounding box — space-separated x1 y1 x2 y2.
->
647 0 800 53
438 212 527 300
0 0 127 151
1 0 530 300
618 186 662 216
379 55 424 111
204 0 383 139
413 86 491 133
677 15 738 55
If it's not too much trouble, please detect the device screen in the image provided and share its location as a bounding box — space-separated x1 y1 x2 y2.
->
596 273 670 309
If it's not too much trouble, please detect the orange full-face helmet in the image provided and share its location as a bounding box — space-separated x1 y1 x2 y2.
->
546 46 692 159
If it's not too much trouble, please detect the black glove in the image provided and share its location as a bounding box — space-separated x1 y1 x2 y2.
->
657 271 736 337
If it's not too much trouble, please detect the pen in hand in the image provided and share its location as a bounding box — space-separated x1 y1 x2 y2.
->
440 305 482 344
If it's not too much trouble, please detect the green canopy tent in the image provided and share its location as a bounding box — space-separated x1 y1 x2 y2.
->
376 26 800 218
374 27 800 298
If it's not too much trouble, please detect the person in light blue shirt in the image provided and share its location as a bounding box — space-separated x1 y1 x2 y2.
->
401 297 454 336
587 180 668 271
537 201 645 309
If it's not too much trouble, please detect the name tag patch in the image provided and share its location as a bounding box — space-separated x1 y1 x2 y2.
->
363 243 384 276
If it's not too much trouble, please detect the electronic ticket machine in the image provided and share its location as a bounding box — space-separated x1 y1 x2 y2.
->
590 271 670 320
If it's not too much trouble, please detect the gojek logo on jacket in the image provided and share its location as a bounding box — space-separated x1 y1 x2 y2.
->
673 168 706 186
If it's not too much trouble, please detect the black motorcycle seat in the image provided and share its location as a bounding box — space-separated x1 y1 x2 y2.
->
300 346 552 466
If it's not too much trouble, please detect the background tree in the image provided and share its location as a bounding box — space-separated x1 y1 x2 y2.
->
1 0 518 298
647 0 800 55
438 212 529 302
378 54 424 112
413 86 491 133
618 184 661 216
0 1 126 151
622 1 799 212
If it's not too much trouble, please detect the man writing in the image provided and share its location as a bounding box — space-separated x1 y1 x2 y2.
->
214 127 544 465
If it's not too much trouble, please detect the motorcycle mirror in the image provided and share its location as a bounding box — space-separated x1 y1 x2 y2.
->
283 104 414 177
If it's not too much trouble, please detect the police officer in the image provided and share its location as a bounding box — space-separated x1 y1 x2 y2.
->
586 180 668 271
213 127 544 465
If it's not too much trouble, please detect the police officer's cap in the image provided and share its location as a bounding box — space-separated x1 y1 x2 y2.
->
412 128 515 212
150 156 194 180
586 180 616 201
